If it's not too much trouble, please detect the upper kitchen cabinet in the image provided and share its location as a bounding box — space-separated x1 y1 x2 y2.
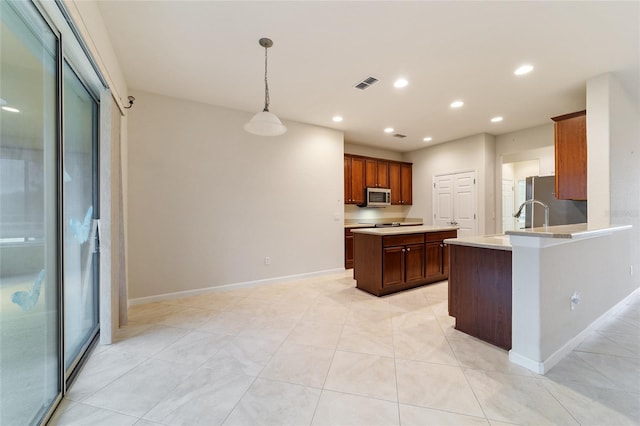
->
344 155 365 204
365 159 389 188
344 154 412 206
389 162 413 205
552 110 587 200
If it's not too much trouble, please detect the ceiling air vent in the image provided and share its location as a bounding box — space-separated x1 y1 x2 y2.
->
353 76 380 90
393 133 407 138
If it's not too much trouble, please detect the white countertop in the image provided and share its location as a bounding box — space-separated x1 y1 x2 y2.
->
444 234 512 251
505 223 632 239
350 225 458 235
345 221 423 229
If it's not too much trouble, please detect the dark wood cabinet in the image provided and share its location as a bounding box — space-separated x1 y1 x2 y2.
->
344 155 365 204
353 229 456 296
345 228 355 269
365 159 389 188
448 244 512 350
382 239 425 288
552 110 587 201
389 162 412 205
400 163 413 205
426 231 456 280
344 154 411 205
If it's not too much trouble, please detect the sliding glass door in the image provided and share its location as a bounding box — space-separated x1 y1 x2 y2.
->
0 1 61 424
62 61 99 373
1 1 103 424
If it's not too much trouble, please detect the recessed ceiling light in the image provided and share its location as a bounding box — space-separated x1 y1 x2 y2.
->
1 106 20 113
450 100 464 108
384 127 394 134
514 64 534 75
393 78 408 88
491 116 503 123
332 116 343 123
423 137 433 142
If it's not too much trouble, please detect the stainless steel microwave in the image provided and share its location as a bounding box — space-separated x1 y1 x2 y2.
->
362 187 391 207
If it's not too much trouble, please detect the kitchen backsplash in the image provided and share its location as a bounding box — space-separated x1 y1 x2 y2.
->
344 205 422 224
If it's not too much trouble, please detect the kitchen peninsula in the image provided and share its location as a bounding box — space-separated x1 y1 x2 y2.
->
446 223 634 374
351 225 457 296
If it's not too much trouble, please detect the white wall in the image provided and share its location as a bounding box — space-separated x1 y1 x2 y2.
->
127 91 344 300
344 142 405 162
405 134 496 235
510 228 634 373
588 72 640 287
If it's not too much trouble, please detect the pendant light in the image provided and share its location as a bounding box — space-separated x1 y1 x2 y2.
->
244 38 287 136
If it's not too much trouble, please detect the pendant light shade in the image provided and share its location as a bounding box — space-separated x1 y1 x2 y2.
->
244 110 287 136
244 38 287 136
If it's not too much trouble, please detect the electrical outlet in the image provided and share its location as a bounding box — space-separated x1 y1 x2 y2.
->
264 256 270 265
570 291 581 311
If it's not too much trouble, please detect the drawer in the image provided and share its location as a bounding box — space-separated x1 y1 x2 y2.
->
426 230 458 242
383 233 425 247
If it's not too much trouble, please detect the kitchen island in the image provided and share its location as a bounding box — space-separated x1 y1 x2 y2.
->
352 225 457 296
446 223 634 375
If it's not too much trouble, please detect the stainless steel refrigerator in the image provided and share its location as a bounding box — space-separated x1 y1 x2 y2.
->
524 175 587 228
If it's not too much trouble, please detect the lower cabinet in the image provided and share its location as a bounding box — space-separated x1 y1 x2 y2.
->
345 228 355 269
382 242 425 288
354 229 457 296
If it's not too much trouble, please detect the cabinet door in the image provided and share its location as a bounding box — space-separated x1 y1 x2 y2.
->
382 246 404 287
365 159 378 188
377 161 389 188
389 162 402 205
345 235 354 269
344 156 352 204
404 243 425 284
553 111 587 200
401 163 413 205
426 241 443 278
350 157 366 204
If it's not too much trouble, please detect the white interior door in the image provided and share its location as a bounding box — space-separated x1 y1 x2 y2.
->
433 171 477 237
502 179 515 232
433 174 453 226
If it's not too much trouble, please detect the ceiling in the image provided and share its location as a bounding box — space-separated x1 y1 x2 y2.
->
97 1 639 152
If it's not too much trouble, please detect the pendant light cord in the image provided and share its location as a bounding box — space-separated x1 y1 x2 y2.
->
263 45 270 112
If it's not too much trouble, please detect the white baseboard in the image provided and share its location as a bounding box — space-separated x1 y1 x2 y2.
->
509 287 639 374
128 268 346 307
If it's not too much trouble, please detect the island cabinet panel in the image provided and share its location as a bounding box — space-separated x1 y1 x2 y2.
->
354 229 455 297
448 244 512 350
404 243 426 284
382 246 404 287
426 230 457 280
426 242 443 277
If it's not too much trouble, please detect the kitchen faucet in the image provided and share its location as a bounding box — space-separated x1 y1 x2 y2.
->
514 199 550 228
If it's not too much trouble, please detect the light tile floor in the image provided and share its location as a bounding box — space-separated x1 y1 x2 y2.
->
50 271 640 425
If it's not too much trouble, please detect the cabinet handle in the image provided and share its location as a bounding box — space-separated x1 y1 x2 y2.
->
402 248 406 252
440 244 444 248
407 247 411 252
